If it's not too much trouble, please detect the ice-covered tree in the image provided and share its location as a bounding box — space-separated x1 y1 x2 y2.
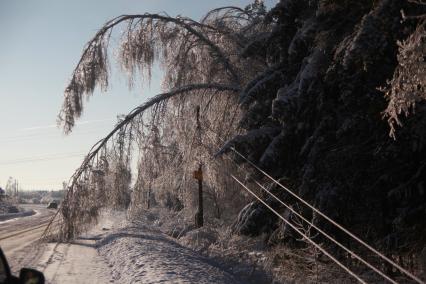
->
53 1 271 239
51 1 426 277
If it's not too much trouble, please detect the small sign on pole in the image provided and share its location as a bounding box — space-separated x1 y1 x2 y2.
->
193 169 203 181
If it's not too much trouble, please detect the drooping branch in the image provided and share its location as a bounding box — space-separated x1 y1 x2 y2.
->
78 14 240 81
58 12 246 133
50 2 273 240
67 83 239 196
46 83 240 240
201 6 251 23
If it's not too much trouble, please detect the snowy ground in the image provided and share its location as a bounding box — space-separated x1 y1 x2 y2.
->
134 208 274 283
31 212 121 283
97 222 240 283
2 206 361 283
39 241 114 284
21 211 249 283
5 207 418 283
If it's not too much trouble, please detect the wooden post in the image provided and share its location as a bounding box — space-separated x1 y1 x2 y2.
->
147 187 151 209
195 165 203 228
194 106 204 228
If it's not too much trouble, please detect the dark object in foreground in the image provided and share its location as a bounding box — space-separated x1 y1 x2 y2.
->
0 246 45 284
47 202 58 209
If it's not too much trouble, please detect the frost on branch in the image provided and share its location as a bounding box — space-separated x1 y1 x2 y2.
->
52 0 426 269
58 10 269 134
51 3 270 240
383 21 426 138
59 39 109 134
52 84 241 239
223 0 426 257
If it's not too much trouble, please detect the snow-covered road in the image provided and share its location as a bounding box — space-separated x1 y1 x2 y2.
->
0 204 56 270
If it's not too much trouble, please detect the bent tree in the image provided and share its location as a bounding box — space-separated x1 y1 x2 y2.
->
48 1 426 271
51 2 270 240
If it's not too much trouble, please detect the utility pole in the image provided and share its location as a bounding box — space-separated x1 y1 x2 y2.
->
193 106 204 228
147 182 151 210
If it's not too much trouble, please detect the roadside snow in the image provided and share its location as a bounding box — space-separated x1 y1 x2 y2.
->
0 210 36 223
35 210 242 283
0 202 19 214
6 207 367 283
131 208 273 283
97 221 240 283
33 211 125 284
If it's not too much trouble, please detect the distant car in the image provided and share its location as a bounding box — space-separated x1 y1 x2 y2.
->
47 202 58 209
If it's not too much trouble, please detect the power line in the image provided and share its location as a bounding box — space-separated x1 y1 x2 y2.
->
0 152 85 162
203 130 373 281
19 118 115 132
17 177 70 182
0 120 116 144
231 174 367 284
0 152 86 166
252 179 397 284
210 130 398 283
205 126 424 284
230 145 423 284
204 130 388 282
0 129 108 144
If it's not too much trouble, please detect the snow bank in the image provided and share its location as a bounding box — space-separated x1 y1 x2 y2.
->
0 202 21 214
97 220 240 283
0 202 35 222
0 210 35 222
95 208 366 283
127 208 274 283
91 209 387 283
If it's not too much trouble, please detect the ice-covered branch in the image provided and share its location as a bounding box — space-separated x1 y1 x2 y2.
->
66 83 239 196
59 13 246 133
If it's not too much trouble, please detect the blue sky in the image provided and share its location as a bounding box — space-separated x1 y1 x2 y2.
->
0 0 276 190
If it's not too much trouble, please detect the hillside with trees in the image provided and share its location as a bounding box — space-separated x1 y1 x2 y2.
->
50 0 426 282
